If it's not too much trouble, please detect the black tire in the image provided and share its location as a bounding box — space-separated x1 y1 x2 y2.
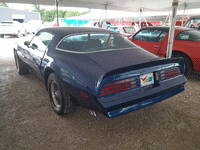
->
47 73 76 115
172 53 193 75
14 50 29 75
0 35 4 38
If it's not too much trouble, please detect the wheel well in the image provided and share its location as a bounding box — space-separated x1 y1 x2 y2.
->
172 51 194 68
44 67 55 90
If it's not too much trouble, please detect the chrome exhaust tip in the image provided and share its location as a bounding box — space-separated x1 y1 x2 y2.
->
90 110 97 117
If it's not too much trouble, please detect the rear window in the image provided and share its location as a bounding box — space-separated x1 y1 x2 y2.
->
57 33 136 53
175 30 200 41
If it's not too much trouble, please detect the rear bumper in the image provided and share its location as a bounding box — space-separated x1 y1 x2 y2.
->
106 85 184 118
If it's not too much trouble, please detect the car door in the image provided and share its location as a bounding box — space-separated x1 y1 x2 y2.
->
25 31 54 78
130 28 168 56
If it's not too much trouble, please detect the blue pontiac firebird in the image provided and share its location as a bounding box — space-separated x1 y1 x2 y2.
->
14 27 187 118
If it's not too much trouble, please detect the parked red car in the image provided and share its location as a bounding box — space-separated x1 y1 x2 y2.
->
108 25 138 38
129 26 200 75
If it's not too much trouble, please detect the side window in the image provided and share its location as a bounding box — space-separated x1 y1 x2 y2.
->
133 29 167 42
30 31 54 51
175 30 200 41
159 31 168 42
65 34 87 42
57 34 88 52
175 32 190 40
133 29 150 41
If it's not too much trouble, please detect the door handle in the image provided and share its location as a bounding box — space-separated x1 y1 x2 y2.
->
154 45 159 48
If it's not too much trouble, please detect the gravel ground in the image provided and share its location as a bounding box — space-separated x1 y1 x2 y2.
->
0 35 200 150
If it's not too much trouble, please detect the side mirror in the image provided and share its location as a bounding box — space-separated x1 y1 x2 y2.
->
24 41 30 47
31 43 38 49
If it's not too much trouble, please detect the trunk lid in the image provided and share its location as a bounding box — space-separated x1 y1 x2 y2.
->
85 47 160 72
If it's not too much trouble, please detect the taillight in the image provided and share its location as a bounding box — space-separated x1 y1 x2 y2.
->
160 67 181 80
100 77 137 96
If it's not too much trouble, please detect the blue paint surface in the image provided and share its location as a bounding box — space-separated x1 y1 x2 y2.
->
107 86 185 118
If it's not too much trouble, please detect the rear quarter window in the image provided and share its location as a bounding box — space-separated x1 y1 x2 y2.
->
175 30 200 41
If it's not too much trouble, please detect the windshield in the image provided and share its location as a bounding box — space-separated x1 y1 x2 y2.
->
124 27 136 33
57 33 136 53
184 18 200 30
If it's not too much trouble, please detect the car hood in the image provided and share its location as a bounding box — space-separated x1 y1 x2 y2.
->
84 47 160 72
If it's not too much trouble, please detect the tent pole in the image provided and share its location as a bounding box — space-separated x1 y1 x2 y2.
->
181 3 187 26
105 4 107 22
164 13 170 25
166 0 179 59
56 0 59 26
139 8 142 28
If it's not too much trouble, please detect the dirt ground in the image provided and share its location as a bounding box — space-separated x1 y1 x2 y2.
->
0 36 200 150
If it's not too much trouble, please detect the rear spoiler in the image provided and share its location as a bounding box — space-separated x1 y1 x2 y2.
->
103 57 184 80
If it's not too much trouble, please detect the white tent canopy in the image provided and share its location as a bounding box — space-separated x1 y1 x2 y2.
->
3 0 200 59
66 8 200 21
2 0 200 12
66 10 139 20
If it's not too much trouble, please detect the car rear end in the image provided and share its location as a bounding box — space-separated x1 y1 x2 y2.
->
54 28 187 118
0 21 18 37
96 58 187 118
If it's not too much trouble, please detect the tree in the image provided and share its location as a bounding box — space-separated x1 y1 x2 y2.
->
0 3 9 7
58 10 67 18
42 10 57 22
81 10 90 15
65 11 81 18
32 4 46 19
31 4 90 22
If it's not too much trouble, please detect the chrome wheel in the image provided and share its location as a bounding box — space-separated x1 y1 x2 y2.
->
47 73 76 115
51 81 61 108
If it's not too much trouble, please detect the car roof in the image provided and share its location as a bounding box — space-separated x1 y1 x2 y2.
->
40 27 116 36
110 25 133 27
141 26 193 31
188 15 200 19
141 26 170 30
1 21 14 23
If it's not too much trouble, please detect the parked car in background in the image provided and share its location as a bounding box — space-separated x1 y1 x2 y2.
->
129 26 200 75
83 21 112 28
0 21 27 38
109 25 138 38
14 27 187 118
135 21 153 28
183 15 200 30
26 20 43 34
